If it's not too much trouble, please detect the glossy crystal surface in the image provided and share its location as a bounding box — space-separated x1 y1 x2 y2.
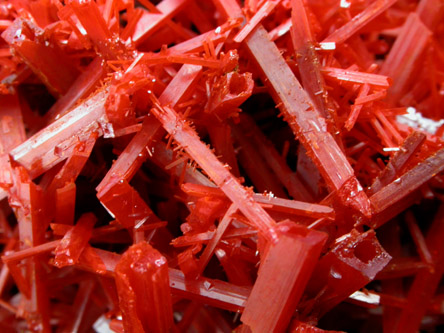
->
0 1 443 332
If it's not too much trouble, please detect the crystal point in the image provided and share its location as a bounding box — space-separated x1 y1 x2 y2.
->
115 242 173 333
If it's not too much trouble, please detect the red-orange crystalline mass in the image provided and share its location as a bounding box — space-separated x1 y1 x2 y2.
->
0 0 444 332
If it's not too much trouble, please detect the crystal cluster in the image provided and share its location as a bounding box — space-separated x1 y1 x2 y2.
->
0 0 444 332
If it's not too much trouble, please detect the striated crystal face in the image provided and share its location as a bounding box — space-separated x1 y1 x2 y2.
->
115 242 173 332
0 0 443 332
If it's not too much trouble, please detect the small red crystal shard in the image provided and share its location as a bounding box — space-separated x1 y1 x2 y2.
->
304 230 391 317
2 18 80 97
54 213 97 267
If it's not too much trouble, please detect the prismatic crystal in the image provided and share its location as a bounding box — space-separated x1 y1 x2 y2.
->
0 0 444 332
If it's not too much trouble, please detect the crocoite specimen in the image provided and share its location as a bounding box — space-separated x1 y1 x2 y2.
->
0 0 444 332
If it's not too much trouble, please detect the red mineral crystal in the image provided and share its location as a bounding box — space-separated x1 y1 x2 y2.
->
241 222 327 332
0 0 443 332
115 242 173 332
